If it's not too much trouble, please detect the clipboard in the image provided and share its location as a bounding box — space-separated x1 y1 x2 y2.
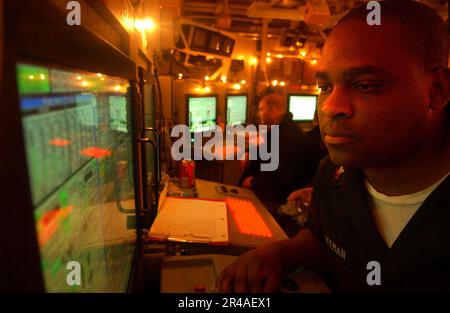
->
149 197 229 245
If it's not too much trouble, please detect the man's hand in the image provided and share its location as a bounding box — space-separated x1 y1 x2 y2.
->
216 229 327 293
216 242 284 293
287 187 313 203
241 176 254 189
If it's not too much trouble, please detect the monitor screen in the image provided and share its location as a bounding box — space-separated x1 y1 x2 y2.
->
17 62 137 292
288 94 318 121
187 95 217 133
226 95 247 126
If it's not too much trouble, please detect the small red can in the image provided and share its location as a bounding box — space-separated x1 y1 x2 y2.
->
179 160 196 188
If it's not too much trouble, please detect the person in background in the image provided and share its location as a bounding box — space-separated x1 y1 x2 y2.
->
239 92 320 204
217 0 450 292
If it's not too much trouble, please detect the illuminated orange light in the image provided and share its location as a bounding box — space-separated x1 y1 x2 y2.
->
226 198 273 238
49 138 71 147
37 206 74 247
135 18 156 31
81 147 112 159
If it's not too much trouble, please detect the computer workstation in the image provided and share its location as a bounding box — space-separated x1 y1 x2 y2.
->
1 0 329 293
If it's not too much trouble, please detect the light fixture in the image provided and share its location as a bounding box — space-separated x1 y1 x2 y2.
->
280 81 286 87
233 83 241 90
240 80 246 85
135 18 156 31
271 80 278 87
178 73 183 79
266 57 272 64
250 58 258 65
204 75 210 81
221 76 227 83
310 59 318 65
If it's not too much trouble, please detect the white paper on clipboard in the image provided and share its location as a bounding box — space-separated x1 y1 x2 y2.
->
149 197 229 244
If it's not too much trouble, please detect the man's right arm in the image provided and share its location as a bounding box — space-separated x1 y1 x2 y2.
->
215 228 326 293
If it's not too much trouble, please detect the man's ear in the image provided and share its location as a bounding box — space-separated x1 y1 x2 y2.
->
430 68 450 111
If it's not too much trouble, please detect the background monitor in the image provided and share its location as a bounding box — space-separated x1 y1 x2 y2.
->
17 62 138 292
187 95 217 134
226 94 247 126
288 94 318 122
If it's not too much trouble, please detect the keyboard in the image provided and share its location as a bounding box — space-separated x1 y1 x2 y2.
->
225 198 273 238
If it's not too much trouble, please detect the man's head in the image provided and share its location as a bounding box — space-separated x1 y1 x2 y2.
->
257 93 286 125
317 0 450 169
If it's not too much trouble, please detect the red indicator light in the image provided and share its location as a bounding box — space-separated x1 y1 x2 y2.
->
81 147 112 158
49 138 71 147
37 206 73 247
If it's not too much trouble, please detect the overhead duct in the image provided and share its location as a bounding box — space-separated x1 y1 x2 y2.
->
247 2 306 21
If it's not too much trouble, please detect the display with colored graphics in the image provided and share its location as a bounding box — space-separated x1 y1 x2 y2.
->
226 95 247 126
17 63 137 292
288 94 318 122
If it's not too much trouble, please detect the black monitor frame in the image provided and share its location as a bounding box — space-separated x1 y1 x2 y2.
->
225 93 248 126
287 94 318 122
186 94 219 134
1 0 142 292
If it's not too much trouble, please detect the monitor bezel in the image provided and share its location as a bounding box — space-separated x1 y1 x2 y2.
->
287 94 318 122
225 93 248 126
186 93 219 134
2 0 142 292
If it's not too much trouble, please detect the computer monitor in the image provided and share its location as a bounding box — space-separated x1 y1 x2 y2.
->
226 94 247 126
288 94 318 122
187 95 217 134
16 62 138 292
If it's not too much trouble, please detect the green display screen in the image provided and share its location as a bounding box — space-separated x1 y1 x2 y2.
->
288 95 317 121
188 96 217 133
17 62 136 292
226 95 247 126
17 63 51 95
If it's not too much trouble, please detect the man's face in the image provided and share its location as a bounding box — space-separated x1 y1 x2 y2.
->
317 20 433 169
